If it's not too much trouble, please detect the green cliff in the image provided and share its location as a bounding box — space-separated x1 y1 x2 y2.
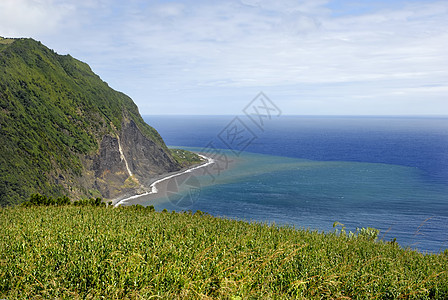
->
0 37 182 205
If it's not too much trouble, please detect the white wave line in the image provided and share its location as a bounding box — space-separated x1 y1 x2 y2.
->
114 154 214 207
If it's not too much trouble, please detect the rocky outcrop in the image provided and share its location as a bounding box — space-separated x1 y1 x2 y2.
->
120 119 179 177
91 119 180 199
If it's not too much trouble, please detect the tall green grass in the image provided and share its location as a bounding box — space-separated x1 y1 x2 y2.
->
1 205 447 299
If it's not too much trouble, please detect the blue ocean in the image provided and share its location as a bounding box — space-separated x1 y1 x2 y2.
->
140 115 448 253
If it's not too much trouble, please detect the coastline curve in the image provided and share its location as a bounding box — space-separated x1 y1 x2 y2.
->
113 154 214 207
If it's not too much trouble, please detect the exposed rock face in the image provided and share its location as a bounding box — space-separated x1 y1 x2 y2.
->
94 136 124 178
92 135 127 199
0 37 182 205
120 119 179 177
92 119 180 199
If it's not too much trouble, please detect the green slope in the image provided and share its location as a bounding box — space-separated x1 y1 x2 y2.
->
0 37 175 205
1 205 447 299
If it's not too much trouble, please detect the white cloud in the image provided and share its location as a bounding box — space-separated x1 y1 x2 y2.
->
1 0 447 114
0 0 75 37
240 0 330 14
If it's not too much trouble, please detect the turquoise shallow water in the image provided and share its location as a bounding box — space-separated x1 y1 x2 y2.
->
136 116 448 253
135 148 448 253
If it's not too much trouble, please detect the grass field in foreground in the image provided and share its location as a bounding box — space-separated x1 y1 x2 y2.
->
1 205 447 299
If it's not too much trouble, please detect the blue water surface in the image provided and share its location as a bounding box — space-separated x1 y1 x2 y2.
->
141 115 448 253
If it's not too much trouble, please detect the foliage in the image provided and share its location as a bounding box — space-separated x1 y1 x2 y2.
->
333 221 380 241
73 197 105 207
0 37 174 206
170 148 204 167
1 205 447 299
21 193 71 207
0 37 15 45
20 193 104 207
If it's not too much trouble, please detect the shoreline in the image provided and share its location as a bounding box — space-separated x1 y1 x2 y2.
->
113 154 214 207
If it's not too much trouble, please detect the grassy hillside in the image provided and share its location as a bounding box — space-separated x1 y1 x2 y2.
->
1 204 447 299
170 148 205 168
0 38 176 205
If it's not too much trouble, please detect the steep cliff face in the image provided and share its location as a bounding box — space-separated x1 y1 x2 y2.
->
120 119 179 177
91 119 180 199
0 37 181 205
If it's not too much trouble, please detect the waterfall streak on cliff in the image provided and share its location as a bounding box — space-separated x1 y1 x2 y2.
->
117 136 133 177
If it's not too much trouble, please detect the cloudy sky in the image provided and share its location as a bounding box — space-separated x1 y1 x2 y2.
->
1 0 447 115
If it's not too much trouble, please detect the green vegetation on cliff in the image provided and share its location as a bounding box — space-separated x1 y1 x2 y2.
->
1 204 447 299
0 37 179 205
170 148 205 168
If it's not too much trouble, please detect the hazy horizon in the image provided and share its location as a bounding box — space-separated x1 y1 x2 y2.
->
1 0 447 115
142 114 448 117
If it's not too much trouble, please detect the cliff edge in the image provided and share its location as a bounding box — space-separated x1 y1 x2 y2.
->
0 37 181 205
